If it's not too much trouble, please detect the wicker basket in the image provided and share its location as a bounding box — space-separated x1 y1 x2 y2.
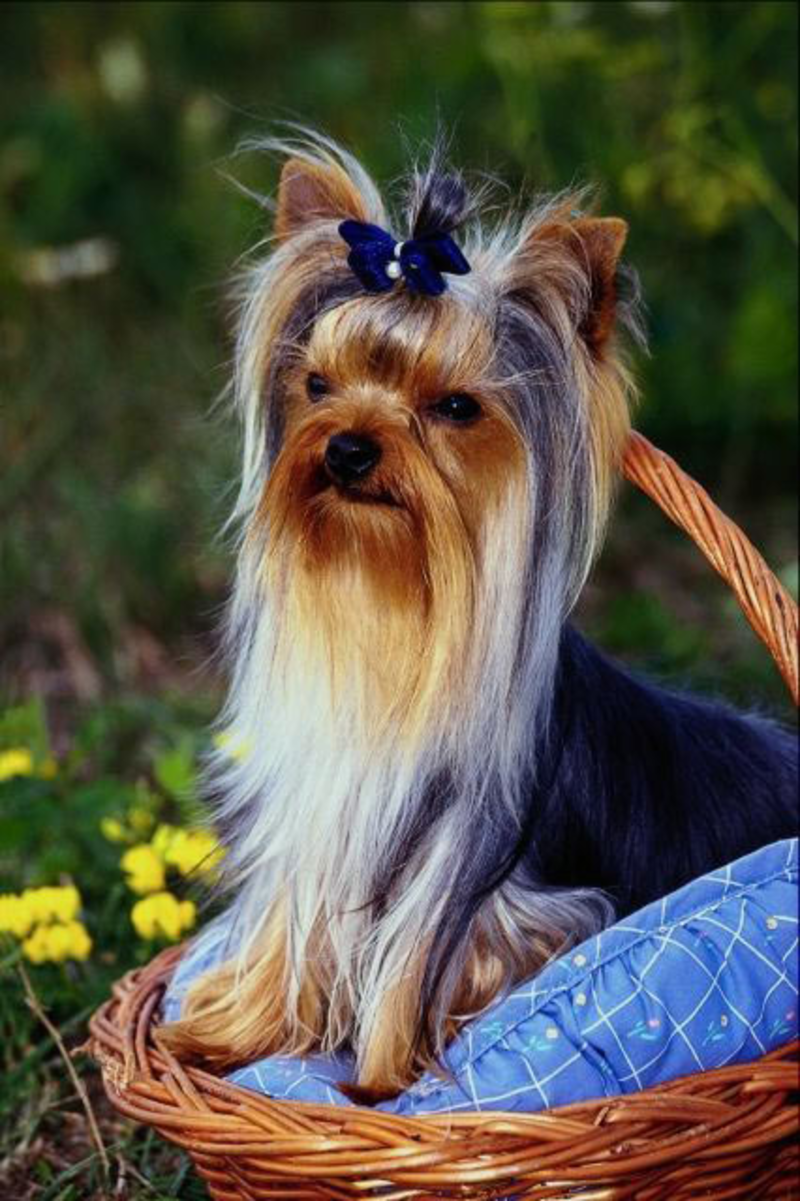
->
87 432 799 1200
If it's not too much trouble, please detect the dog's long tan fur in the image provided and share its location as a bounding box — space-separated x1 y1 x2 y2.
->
158 132 637 1093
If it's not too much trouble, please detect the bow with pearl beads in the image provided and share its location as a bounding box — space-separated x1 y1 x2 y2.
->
338 220 471 296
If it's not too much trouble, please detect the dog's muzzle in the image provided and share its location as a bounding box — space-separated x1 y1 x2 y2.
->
324 432 382 486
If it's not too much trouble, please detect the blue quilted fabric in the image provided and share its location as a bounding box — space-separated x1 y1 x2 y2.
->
161 838 798 1113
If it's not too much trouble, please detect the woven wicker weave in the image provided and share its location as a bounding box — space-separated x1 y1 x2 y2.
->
87 432 800 1200
622 433 798 706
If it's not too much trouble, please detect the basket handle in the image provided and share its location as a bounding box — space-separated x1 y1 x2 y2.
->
622 431 798 707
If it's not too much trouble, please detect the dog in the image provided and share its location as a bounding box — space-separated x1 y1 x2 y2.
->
159 132 798 1098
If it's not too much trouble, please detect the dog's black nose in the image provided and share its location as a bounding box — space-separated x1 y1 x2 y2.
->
324 432 381 485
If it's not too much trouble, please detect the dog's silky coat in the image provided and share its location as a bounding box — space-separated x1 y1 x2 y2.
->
159 134 798 1096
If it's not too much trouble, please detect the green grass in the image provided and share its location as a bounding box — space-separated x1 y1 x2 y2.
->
0 694 220 1200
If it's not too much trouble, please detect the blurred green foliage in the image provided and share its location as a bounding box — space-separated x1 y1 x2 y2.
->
0 0 797 711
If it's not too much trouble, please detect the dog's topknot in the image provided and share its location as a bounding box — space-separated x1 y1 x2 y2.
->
405 133 473 240
410 169 470 239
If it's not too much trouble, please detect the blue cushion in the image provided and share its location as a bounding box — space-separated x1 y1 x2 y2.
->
162 838 798 1113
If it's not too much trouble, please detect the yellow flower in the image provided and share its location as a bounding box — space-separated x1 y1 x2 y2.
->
20 925 50 964
128 805 155 835
213 728 252 763
0 748 34 782
150 823 179 858
22 885 81 924
101 816 128 843
73 921 93 960
38 758 58 780
131 892 196 941
163 828 225 878
0 893 34 938
121 845 165 895
1 885 87 960
22 919 92 964
48 885 81 922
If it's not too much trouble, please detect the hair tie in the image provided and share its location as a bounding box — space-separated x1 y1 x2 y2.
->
338 220 470 297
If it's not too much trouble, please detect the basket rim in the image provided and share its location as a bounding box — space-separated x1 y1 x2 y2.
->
86 945 800 1197
622 431 798 705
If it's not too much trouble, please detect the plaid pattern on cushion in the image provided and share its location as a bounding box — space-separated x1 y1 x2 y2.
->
161 838 798 1113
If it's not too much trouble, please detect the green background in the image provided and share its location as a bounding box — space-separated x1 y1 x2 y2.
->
1 0 797 719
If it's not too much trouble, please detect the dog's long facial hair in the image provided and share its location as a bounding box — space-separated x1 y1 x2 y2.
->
158 134 642 1094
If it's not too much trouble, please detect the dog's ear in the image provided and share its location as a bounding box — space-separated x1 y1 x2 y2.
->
515 215 628 356
568 217 627 353
275 158 369 241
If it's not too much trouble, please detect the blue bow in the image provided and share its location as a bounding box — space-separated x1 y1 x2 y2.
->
338 220 471 296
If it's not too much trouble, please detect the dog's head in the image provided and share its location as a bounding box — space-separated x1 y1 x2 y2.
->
231 136 639 745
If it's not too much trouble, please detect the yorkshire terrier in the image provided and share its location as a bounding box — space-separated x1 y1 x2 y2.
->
160 132 798 1099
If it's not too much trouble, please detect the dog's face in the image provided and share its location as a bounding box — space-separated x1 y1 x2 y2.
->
262 291 524 592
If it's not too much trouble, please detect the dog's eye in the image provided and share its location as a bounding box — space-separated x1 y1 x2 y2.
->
429 394 482 423
306 373 330 401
